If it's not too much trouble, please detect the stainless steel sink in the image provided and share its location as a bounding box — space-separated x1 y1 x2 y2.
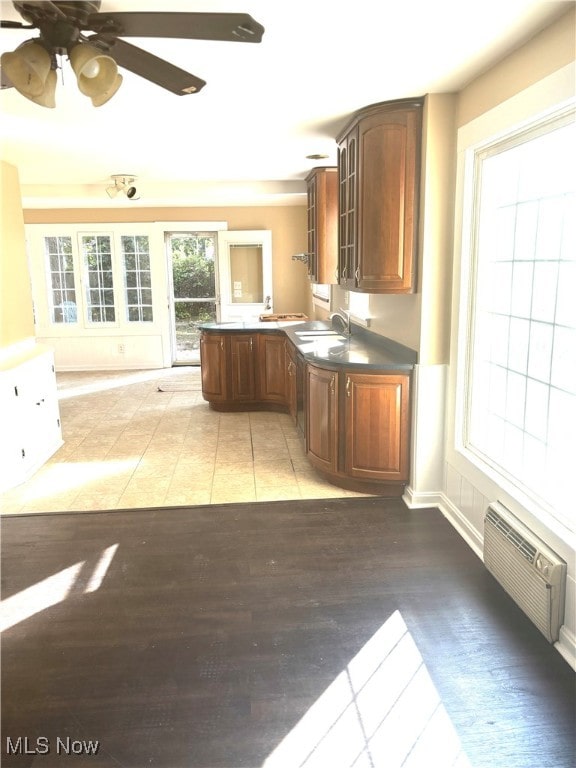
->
294 330 345 341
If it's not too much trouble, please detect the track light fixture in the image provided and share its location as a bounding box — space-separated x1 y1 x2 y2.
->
106 175 139 200
1 39 122 108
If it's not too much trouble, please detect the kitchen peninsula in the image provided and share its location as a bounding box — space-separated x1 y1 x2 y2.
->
199 321 417 496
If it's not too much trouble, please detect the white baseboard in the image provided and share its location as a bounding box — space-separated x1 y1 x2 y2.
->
556 626 576 671
404 487 576 669
403 487 484 560
402 486 443 509
436 493 484 561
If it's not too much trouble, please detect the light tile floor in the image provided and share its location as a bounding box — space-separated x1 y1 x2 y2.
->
1 367 371 515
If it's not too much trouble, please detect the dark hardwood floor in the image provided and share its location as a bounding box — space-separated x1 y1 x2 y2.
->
1 498 574 768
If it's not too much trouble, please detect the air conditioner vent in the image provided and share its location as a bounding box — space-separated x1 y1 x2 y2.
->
485 506 537 564
484 502 566 643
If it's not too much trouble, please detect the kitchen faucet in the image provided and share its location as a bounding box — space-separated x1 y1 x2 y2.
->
329 309 351 335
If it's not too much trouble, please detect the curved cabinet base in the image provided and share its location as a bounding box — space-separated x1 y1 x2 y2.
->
199 328 412 496
206 400 289 414
311 467 406 497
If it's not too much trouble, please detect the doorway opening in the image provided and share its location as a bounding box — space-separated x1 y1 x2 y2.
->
167 232 218 365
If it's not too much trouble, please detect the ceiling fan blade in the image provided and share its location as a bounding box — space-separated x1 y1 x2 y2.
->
12 1 67 22
87 12 264 43
96 37 206 95
0 20 31 28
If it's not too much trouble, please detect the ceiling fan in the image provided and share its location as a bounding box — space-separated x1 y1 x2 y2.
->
0 1 265 107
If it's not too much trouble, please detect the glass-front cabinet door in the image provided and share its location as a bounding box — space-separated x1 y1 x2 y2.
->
217 230 273 322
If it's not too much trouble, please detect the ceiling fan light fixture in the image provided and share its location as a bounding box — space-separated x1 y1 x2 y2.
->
1 40 52 98
28 67 57 108
69 43 120 100
90 73 123 107
2 6 265 108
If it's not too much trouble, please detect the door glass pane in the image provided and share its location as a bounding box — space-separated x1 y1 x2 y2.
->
169 233 217 364
230 244 263 303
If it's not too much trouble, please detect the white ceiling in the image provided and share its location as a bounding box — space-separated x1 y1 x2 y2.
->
0 0 571 207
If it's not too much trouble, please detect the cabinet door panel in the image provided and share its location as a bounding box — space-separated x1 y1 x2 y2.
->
200 333 228 401
345 373 410 481
338 129 358 288
306 364 338 472
306 168 338 285
258 334 287 402
230 334 256 401
357 110 418 292
285 342 297 424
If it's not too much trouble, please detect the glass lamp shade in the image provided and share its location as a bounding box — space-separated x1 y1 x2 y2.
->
1 41 52 97
69 44 120 99
28 68 57 108
91 73 123 107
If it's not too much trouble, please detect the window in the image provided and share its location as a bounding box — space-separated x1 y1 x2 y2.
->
464 110 575 525
81 234 115 323
45 236 77 323
122 235 153 322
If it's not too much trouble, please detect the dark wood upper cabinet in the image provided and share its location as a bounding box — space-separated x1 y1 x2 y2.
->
337 97 423 293
305 167 338 285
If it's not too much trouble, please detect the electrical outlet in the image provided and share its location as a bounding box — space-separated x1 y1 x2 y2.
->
118 344 125 354
343 291 349 308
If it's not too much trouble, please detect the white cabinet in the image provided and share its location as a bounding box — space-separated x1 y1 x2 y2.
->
0 347 63 492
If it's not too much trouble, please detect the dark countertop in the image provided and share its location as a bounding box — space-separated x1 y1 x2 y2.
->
198 320 417 372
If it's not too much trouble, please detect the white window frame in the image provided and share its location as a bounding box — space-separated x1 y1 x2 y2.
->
44 234 78 324
120 234 154 323
448 63 576 541
80 231 118 325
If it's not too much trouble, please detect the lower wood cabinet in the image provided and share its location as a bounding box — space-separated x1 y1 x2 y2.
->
230 333 257 401
306 364 338 474
258 333 287 403
200 330 288 411
344 372 410 482
199 333 228 402
200 330 412 494
285 340 297 424
306 363 411 494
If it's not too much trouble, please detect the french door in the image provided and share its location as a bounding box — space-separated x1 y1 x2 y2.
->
167 232 218 365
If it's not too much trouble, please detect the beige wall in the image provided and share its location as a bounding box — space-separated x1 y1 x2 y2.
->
8 6 575 347
23 205 310 316
0 160 35 348
457 5 575 126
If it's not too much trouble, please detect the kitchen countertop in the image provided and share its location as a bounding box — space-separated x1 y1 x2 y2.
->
198 320 417 371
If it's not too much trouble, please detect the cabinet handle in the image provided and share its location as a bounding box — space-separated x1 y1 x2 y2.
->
346 377 351 397
250 337 253 351
220 339 224 350
355 267 360 281
330 375 335 394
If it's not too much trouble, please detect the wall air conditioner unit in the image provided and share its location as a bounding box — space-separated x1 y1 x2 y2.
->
484 502 566 643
